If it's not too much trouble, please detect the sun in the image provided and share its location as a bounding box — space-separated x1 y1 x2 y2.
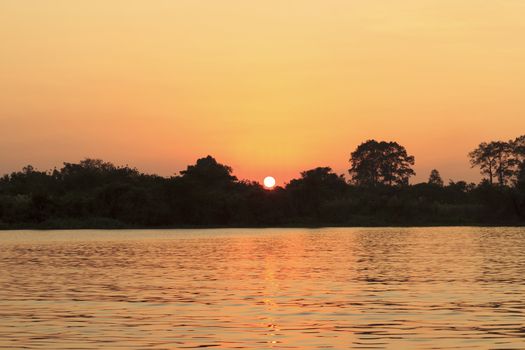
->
263 176 276 189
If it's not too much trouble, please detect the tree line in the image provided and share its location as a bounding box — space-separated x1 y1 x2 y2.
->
1 135 525 229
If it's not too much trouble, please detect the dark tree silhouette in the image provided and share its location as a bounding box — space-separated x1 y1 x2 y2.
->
290 167 347 189
518 162 525 184
286 167 347 220
469 141 517 186
428 169 444 187
180 155 237 187
2 136 525 229
176 156 238 225
513 135 525 164
349 140 415 186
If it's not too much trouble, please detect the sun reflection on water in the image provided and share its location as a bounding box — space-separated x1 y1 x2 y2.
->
0 227 525 349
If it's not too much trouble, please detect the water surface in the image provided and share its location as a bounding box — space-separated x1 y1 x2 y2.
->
1 227 525 349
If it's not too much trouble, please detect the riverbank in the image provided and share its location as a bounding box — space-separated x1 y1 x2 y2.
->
2 217 523 230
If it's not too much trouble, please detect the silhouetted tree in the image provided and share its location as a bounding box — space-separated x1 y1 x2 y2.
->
447 180 475 193
512 135 525 181
428 169 444 187
58 158 140 191
3 136 525 228
0 165 57 197
287 167 347 219
349 140 415 186
518 162 525 185
513 135 525 159
177 156 238 224
289 167 347 191
469 141 517 186
180 155 237 187
512 162 525 220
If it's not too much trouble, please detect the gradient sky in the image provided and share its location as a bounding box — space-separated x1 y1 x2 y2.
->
1 1 524 185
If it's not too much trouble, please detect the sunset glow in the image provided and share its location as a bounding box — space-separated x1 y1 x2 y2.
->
1 1 525 183
2 3 525 349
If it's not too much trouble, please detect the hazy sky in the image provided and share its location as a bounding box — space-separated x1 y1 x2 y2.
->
1 1 524 185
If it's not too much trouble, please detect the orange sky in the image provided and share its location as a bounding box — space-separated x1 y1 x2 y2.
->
1 1 524 185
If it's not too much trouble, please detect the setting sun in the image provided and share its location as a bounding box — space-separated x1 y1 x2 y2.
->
263 176 276 189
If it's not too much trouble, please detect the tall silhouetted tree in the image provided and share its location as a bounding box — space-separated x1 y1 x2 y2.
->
428 169 444 187
349 140 415 186
469 141 516 186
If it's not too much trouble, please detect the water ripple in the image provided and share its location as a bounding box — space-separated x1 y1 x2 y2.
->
1 227 525 349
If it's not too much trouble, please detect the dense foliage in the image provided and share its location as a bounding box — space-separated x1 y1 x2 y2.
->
1 137 525 229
